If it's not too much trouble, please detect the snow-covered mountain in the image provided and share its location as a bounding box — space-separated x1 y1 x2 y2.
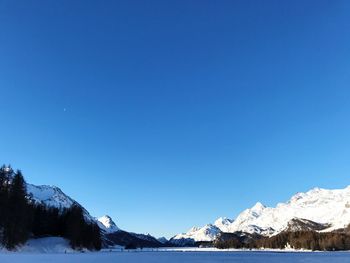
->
26 183 98 223
172 186 350 242
98 215 120 233
27 184 77 209
172 224 221 243
25 182 162 248
26 184 122 235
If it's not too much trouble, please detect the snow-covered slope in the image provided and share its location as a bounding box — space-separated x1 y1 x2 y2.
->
98 215 120 233
26 184 77 209
18 237 74 253
172 186 350 242
223 202 275 235
0 237 74 253
214 217 233 233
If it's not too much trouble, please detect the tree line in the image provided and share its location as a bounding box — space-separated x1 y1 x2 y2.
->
0 165 101 250
214 229 350 251
254 230 350 251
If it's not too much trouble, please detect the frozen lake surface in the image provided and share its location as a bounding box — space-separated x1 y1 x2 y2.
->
0 251 349 263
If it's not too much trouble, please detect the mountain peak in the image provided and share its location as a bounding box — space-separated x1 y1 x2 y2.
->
251 202 266 211
98 215 119 233
215 217 232 225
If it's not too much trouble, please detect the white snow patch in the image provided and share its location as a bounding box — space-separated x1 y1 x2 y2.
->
0 237 74 253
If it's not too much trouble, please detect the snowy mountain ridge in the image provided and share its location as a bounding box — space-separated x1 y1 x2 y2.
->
26 184 77 209
172 185 350 242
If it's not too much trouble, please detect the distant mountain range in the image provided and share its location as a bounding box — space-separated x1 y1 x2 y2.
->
170 186 350 245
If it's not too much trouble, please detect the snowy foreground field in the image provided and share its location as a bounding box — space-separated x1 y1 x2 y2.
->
0 251 349 263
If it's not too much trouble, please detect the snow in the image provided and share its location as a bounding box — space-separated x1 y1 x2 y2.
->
0 251 349 263
26 184 76 209
214 217 233 232
173 224 221 242
0 238 74 254
173 185 350 241
97 215 120 233
20 238 74 254
227 186 350 235
3 167 12 172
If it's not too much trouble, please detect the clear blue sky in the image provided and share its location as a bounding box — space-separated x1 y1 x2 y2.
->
0 0 350 238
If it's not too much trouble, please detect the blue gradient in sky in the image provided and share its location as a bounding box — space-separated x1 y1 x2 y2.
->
1 0 350 238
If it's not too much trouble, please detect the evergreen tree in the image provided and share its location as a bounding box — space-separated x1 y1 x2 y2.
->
64 205 85 249
0 166 10 231
63 205 102 250
3 170 31 249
